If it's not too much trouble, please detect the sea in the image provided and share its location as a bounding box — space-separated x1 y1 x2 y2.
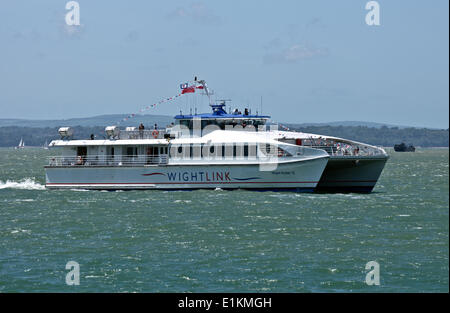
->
0 147 448 292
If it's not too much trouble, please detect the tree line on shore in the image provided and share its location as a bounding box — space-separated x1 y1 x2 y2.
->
289 125 449 147
0 125 448 148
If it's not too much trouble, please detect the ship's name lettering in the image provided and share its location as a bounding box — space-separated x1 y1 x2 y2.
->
271 171 295 175
167 171 231 182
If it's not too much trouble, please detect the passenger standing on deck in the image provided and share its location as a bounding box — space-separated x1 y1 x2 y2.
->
139 123 145 139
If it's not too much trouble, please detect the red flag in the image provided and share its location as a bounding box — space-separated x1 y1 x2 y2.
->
181 86 195 94
196 85 204 89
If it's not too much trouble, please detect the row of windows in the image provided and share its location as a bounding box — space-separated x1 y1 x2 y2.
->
126 146 168 157
172 144 284 158
82 144 285 159
178 119 267 130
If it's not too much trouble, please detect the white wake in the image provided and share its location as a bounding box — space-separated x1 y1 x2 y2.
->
0 178 46 190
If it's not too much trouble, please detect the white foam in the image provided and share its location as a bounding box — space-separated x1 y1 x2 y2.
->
0 178 45 190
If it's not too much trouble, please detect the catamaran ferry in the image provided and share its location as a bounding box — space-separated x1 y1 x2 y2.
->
44 79 388 192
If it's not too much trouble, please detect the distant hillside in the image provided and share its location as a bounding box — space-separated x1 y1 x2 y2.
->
0 114 448 147
287 125 449 147
0 115 435 129
0 126 105 148
289 121 417 129
0 124 448 148
0 114 173 128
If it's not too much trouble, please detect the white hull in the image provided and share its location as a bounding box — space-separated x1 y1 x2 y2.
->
45 157 328 192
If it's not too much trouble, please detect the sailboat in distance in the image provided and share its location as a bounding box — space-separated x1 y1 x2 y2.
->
43 140 49 150
16 138 25 149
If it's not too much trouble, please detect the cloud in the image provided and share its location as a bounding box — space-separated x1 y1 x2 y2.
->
262 19 329 64
263 37 282 50
36 51 47 59
167 2 221 25
177 35 201 47
305 17 324 30
263 44 329 64
284 44 329 60
11 29 42 42
168 7 189 19
308 87 350 98
125 30 139 42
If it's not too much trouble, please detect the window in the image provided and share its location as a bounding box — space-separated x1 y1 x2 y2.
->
234 144 243 158
77 146 87 156
248 145 257 158
224 144 233 158
126 146 138 157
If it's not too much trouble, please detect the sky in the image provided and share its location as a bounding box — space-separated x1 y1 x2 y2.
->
0 0 448 128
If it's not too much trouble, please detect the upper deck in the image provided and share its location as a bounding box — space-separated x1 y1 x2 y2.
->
175 103 270 130
46 129 329 168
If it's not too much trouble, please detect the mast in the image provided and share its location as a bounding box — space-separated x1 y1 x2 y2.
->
195 78 213 106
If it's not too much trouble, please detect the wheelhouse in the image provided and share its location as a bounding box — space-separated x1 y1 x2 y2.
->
174 103 270 133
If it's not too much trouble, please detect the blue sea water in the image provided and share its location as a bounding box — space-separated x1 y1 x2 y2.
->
0 148 448 292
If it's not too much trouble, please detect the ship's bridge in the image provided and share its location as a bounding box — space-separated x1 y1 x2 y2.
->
174 103 270 131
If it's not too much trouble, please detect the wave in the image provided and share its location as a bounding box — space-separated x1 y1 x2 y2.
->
0 178 46 190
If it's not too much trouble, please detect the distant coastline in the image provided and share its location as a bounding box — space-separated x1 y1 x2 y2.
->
287 125 449 148
0 115 448 148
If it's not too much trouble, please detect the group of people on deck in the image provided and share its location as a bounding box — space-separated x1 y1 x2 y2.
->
138 123 158 131
137 123 158 139
233 108 250 116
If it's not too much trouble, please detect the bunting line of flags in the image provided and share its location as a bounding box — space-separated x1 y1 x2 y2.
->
117 92 183 125
117 81 205 125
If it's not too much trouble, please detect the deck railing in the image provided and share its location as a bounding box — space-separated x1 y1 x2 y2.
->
48 155 169 167
117 129 167 140
302 143 386 156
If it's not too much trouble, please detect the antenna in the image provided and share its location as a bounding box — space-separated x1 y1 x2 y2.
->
260 96 263 115
215 99 232 108
216 99 232 103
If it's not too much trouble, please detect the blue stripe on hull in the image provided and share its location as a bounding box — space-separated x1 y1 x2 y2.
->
72 187 316 193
